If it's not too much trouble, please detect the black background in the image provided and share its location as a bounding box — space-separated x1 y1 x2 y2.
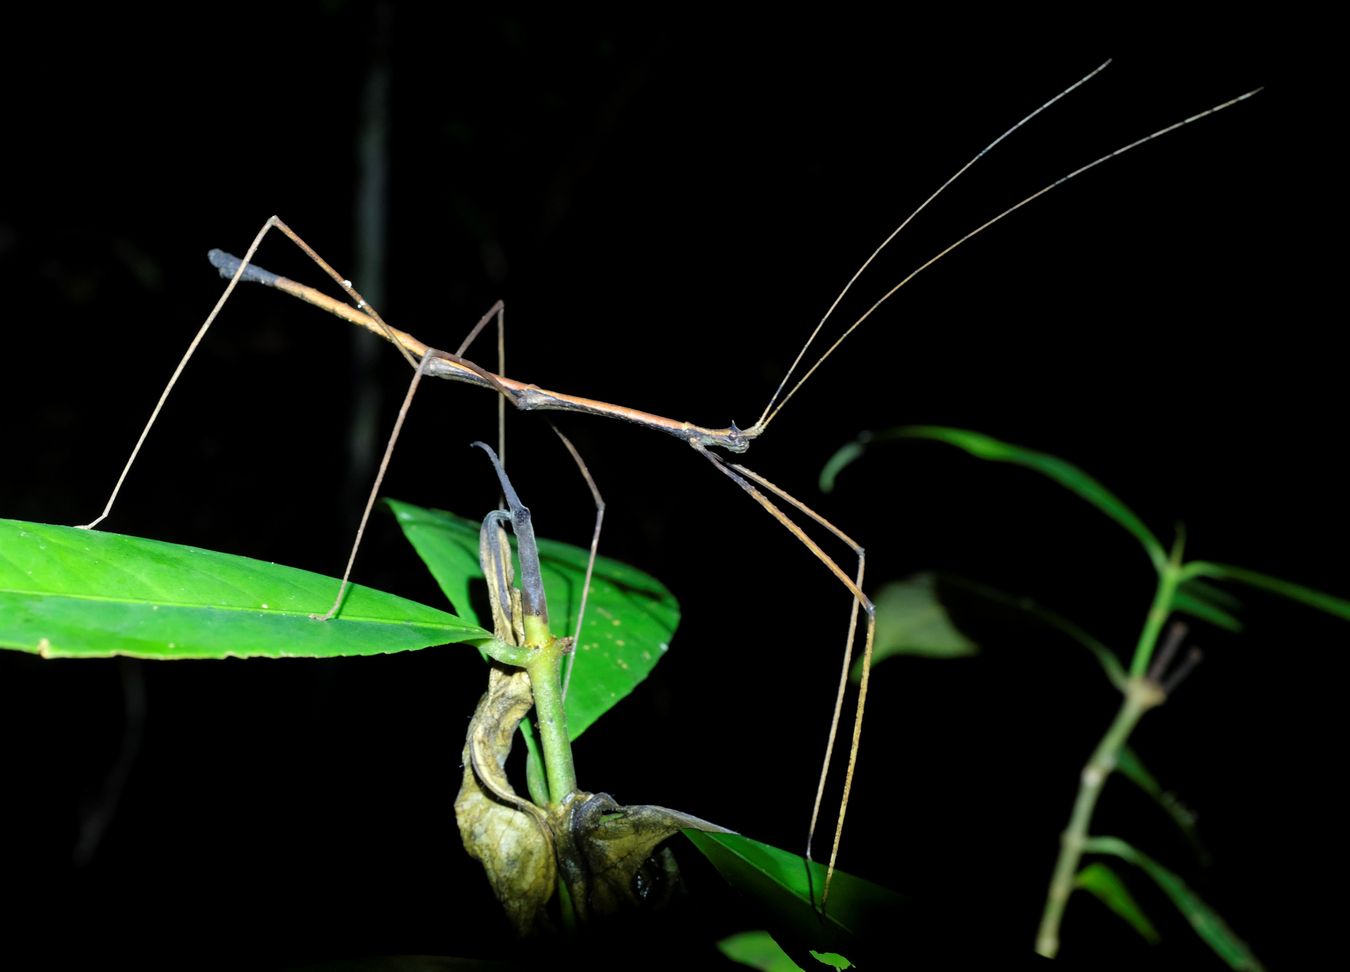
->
1 10 1334 969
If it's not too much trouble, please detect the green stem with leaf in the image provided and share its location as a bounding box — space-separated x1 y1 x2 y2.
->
822 426 1350 966
1035 546 1186 955
1034 675 1164 957
1130 553 1183 678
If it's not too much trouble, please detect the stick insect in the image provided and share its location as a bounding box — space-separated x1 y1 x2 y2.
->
76 61 1259 906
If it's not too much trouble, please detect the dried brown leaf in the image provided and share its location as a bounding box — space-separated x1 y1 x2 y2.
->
455 665 555 934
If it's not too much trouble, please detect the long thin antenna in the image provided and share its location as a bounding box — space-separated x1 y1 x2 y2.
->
751 60 1113 432
756 85 1262 433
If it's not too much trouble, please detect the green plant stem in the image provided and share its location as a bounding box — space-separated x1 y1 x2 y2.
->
518 717 551 808
1035 677 1164 958
522 614 576 805
1129 559 1181 678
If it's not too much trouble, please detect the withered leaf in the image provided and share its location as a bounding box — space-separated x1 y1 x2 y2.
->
455 665 555 935
560 791 735 919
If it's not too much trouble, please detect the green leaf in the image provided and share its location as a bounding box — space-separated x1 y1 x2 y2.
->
1173 579 1244 633
936 573 1127 688
824 428 1166 569
1184 561 1350 622
818 441 865 494
683 830 903 956
718 930 805 971
852 573 977 678
1084 836 1264 971
1074 861 1161 944
388 500 680 739
808 952 854 970
1116 747 1205 861
0 519 491 659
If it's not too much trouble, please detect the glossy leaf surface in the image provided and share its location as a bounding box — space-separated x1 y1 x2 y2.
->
683 830 902 955
0 519 491 659
389 499 679 738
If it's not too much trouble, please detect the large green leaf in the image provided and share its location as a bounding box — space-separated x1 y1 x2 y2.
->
388 500 679 739
0 519 491 659
822 427 1166 569
683 830 902 956
1084 836 1264 971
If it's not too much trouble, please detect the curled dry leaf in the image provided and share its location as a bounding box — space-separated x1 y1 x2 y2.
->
455 664 556 935
565 793 734 919
456 663 734 932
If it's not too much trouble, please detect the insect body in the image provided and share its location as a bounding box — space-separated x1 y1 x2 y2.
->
79 61 1261 906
